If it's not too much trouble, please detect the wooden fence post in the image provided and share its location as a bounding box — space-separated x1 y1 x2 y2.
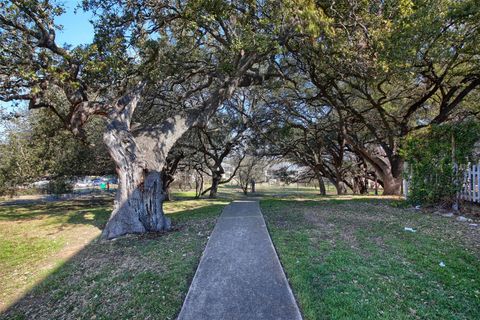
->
403 162 409 200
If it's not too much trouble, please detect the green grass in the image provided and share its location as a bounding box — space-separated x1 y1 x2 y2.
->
0 196 228 319
254 184 326 198
3 187 478 319
261 197 480 320
173 182 338 200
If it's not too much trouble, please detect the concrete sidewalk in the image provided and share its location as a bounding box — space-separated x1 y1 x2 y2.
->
178 200 302 320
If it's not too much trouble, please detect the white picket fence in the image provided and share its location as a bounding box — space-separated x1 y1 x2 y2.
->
460 162 480 203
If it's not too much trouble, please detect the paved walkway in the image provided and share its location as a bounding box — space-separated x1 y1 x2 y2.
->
178 200 302 320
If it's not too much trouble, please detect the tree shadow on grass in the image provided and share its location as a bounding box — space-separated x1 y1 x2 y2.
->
0 201 226 320
0 198 113 223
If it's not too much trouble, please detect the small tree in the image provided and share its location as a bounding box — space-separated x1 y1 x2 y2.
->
236 155 267 195
181 101 249 198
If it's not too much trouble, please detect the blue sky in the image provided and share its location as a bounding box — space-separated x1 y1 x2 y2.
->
55 1 94 46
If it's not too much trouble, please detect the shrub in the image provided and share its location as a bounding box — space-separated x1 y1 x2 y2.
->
402 122 480 207
46 177 74 195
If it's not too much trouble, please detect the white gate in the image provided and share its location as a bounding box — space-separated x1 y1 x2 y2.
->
460 162 480 203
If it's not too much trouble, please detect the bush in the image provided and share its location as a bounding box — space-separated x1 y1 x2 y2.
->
46 177 74 195
402 122 480 207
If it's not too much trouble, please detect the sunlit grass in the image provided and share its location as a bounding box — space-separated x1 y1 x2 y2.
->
0 199 110 312
164 198 227 214
0 196 228 318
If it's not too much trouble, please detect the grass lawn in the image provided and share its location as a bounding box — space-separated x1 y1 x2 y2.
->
3 188 479 320
255 184 328 197
261 197 480 320
0 195 228 319
196 183 339 199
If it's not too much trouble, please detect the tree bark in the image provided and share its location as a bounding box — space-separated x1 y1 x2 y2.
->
99 91 192 239
347 142 404 196
317 175 326 195
380 157 404 195
101 117 172 239
102 168 170 240
334 181 347 195
101 134 166 239
164 186 172 201
346 137 404 196
381 173 403 195
195 171 204 199
209 172 222 198
241 181 249 195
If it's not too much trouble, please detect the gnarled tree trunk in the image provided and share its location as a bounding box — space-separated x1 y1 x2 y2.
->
381 173 403 195
100 92 195 239
209 171 222 199
101 120 171 239
96 61 258 239
103 168 170 239
334 181 347 195
346 138 404 196
102 96 178 239
316 174 326 196
379 157 404 195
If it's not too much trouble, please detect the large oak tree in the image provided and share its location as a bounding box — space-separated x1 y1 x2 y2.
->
0 0 290 238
